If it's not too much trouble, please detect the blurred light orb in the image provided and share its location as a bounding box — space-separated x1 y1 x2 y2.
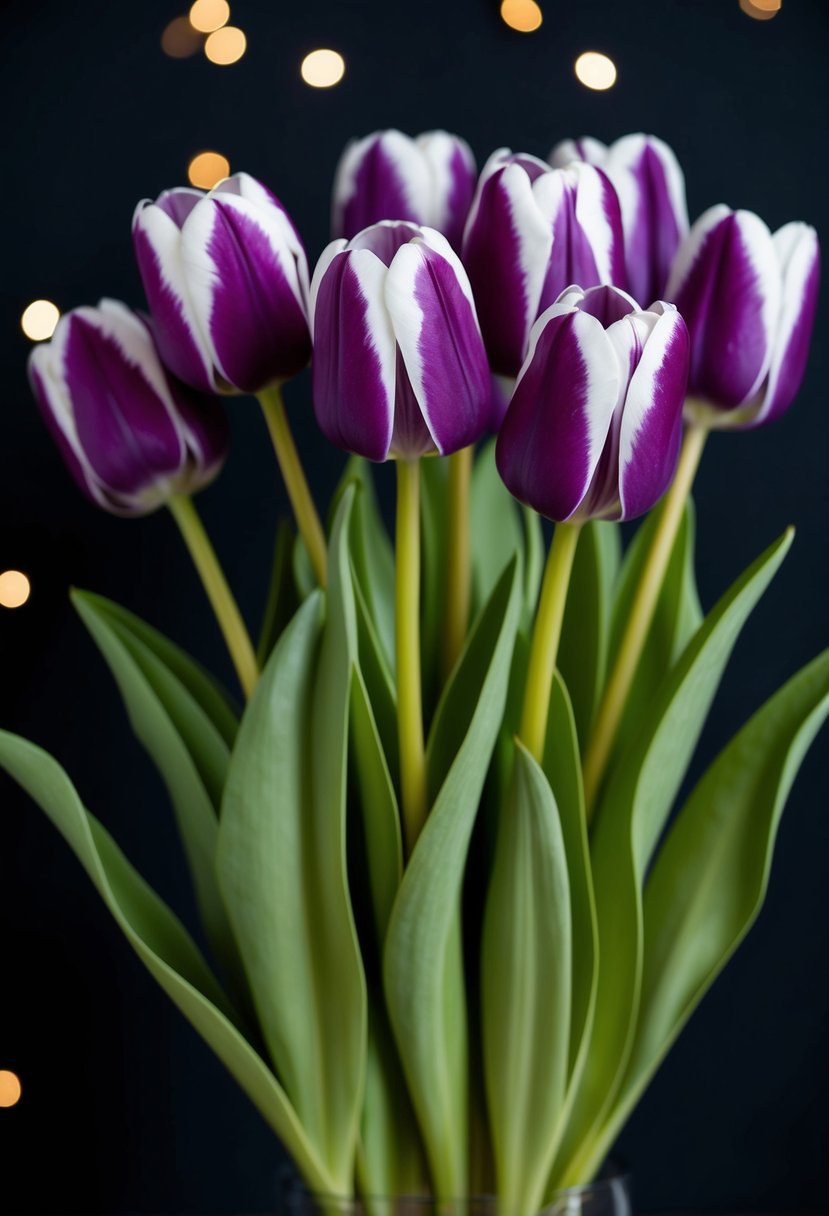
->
0 571 30 609
188 151 231 189
500 0 543 33
0 1071 22 1107
205 26 246 65
161 15 204 59
21 300 60 341
300 49 346 88
189 0 230 33
739 0 781 18
574 51 617 90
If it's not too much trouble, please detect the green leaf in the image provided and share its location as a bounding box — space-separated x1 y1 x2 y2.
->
606 498 703 764
482 740 572 1216
71 590 243 995
558 522 622 750
354 578 399 789
521 506 544 629
554 528 793 1186
257 517 300 667
384 557 523 1198
337 457 396 674
585 646 829 1176
470 440 525 617
0 732 336 1195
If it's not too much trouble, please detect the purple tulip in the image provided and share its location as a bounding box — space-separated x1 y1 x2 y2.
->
462 150 626 377
666 206 820 428
332 128 477 252
310 221 492 461
28 299 229 516
550 133 689 307
133 173 311 395
496 285 689 523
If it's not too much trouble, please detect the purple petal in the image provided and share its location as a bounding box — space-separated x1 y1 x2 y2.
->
462 163 553 376
384 234 491 457
348 220 423 266
311 249 396 461
750 223 820 427
617 305 689 519
153 187 204 228
133 202 216 393
333 131 427 240
495 308 620 521
577 284 639 326
667 206 779 409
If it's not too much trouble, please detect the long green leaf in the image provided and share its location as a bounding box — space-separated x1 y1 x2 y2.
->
0 732 336 1194
482 739 571 1216
384 557 522 1198
554 528 793 1186
72 590 243 994
586 646 829 1175
257 517 301 667
339 457 396 674
470 440 525 618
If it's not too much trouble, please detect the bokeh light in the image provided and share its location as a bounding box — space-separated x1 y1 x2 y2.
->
739 0 781 18
500 0 543 33
204 26 246 64
300 49 346 88
0 1072 22 1108
188 151 230 188
574 51 618 90
189 0 230 33
161 16 204 59
20 300 60 341
0 571 31 609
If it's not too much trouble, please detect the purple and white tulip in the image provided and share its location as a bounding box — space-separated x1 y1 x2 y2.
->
496 285 689 523
332 128 477 252
28 299 228 516
550 133 689 307
133 173 311 395
665 206 820 428
310 221 492 462
462 150 627 377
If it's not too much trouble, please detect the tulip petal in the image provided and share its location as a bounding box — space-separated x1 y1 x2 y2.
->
548 136 608 169
496 309 620 521
385 239 491 457
133 201 216 393
749 223 820 427
462 163 553 376
667 206 779 409
416 130 476 248
312 250 396 461
617 306 689 519
182 193 311 393
333 130 430 240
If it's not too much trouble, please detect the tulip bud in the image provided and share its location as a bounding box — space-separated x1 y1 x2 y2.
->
28 299 228 516
332 128 477 252
550 133 689 308
310 221 492 461
462 150 626 377
133 173 311 395
496 285 689 523
666 205 820 428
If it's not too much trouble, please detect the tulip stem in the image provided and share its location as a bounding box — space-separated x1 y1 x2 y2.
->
583 423 709 818
396 457 428 856
442 445 474 680
257 385 328 588
519 521 582 763
168 495 259 700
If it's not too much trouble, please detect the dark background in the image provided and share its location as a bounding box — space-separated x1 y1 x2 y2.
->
1 0 828 1212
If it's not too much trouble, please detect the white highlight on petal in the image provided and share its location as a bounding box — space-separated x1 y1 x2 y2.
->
573 163 619 284
346 250 397 457
416 130 475 231
548 136 608 169
310 239 349 339
383 242 440 451
497 162 555 339
416 225 479 315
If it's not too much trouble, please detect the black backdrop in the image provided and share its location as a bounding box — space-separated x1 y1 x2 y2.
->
2 1 828 1212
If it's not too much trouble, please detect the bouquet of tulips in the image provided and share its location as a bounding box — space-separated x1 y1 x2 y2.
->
4 129 826 1214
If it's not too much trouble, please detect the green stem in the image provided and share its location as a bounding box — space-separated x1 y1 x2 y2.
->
519 521 582 763
257 384 328 588
442 445 473 680
582 423 709 817
396 458 427 856
167 495 258 699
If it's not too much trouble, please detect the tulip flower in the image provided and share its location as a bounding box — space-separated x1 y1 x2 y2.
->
332 128 477 251
550 133 689 308
461 151 626 377
133 172 312 395
310 220 492 462
665 205 820 428
28 298 228 516
496 285 689 523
